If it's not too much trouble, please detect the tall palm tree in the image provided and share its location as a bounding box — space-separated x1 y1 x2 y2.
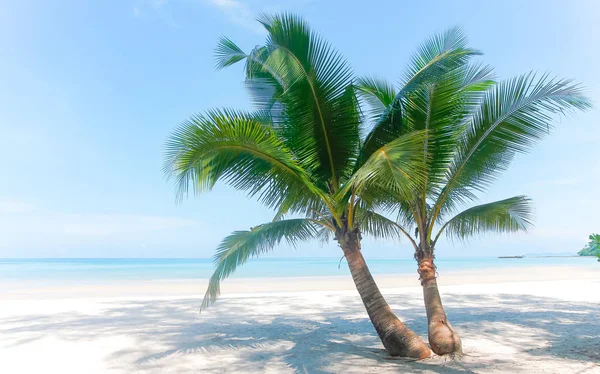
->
162 14 476 358
358 28 591 355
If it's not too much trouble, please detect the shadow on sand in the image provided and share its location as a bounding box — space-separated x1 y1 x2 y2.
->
1 289 599 373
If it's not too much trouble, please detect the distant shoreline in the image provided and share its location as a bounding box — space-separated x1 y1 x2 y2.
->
500 255 588 258
529 255 587 258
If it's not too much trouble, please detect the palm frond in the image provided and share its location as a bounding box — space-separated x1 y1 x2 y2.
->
434 196 534 243
244 46 286 114
214 37 248 70
348 131 429 201
163 108 325 211
356 208 413 244
377 200 419 233
430 73 591 225
201 218 319 310
240 13 360 186
403 63 496 198
400 26 480 94
356 76 397 122
358 27 480 167
315 225 334 243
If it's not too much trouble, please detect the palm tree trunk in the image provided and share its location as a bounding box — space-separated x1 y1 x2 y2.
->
417 251 462 356
340 229 431 358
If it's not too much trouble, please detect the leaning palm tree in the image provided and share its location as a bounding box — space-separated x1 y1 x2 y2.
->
162 14 480 358
358 28 591 355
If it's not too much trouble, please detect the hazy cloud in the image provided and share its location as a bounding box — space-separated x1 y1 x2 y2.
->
204 0 264 33
521 227 590 243
56 214 199 236
132 0 315 33
0 198 36 214
0 198 207 250
132 0 180 28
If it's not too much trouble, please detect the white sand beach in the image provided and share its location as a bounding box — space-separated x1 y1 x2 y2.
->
1 266 599 373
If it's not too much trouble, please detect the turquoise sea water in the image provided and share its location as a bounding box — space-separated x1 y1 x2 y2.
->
0 257 597 282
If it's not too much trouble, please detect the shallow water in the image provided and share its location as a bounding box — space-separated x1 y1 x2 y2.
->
0 256 597 281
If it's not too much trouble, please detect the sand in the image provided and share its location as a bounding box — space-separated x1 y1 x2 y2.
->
1 266 599 373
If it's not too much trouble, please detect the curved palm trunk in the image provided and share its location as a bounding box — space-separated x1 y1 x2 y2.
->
417 250 462 356
340 229 431 358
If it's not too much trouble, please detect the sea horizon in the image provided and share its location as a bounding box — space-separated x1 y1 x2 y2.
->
1 256 596 282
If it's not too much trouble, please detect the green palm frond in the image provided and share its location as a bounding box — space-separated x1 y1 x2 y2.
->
403 63 496 198
213 14 361 187
434 196 534 243
355 208 414 244
163 108 325 210
356 76 397 122
315 225 334 243
349 131 429 201
358 27 480 168
244 46 286 114
201 218 321 310
213 37 286 115
403 63 496 134
214 37 248 70
400 26 480 94
374 199 418 234
238 13 360 186
430 73 592 226
273 193 332 222
365 27 589 251
459 63 497 102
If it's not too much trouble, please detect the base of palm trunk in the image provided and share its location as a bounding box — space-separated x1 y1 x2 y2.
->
381 321 433 358
419 256 463 356
341 231 431 358
428 314 463 356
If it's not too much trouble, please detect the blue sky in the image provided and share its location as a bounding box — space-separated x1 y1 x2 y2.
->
0 0 598 258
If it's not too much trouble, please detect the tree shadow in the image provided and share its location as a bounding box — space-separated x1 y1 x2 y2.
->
1 290 599 373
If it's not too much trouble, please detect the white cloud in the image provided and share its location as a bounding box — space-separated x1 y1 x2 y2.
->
0 201 225 257
205 0 264 34
57 214 198 236
0 198 36 214
133 0 259 31
132 0 314 33
0 212 199 237
501 226 596 249
0 199 206 250
523 227 588 241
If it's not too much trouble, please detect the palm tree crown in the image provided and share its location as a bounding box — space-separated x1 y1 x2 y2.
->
164 14 450 310
358 27 591 254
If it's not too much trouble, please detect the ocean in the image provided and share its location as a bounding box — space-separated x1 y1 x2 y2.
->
0 257 597 282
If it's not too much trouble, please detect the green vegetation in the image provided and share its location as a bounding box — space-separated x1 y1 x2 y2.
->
164 13 590 358
164 14 431 358
578 234 600 257
356 29 589 354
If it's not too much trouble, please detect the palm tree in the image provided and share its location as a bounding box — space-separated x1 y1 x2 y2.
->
162 14 474 358
358 28 591 355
